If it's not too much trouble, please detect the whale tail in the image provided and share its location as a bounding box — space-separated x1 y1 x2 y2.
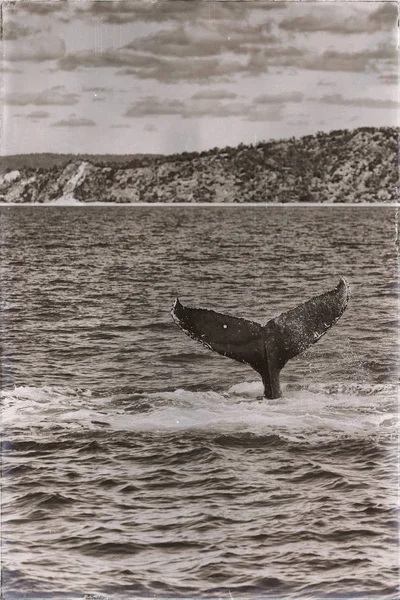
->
171 278 350 399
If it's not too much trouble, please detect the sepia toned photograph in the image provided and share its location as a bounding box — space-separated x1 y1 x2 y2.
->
1 2 399 600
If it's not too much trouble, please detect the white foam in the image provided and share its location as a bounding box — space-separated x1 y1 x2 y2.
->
1 385 105 431
1 382 398 443
228 380 264 397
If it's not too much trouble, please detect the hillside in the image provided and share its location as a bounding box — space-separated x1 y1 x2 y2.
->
0 127 397 203
0 152 161 174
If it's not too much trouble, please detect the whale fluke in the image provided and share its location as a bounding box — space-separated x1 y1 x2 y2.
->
171 278 350 399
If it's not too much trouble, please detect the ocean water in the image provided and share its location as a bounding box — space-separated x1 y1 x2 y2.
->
1 206 398 600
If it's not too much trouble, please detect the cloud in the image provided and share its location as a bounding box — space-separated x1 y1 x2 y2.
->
124 95 284 122
26 110 50 119
116 55 246 84
303 48 395 73
182 101 283 122
3 21 38 40
252 3 287 12
365 43 398 61
52 116 96 127
56 8 279 81
125 28 217 58
244 45 305 76
280 13 359 35
125 98 185 117
280 4 398 34
58 22 275 82
124 24 276 58
12 0 396 98
244 41 396 75
254 92 304 104
0 65 23 73
198 1 284 21
215 25 278 57
83 86 111 93
82 86 110 102
368 3 398 29
379 73 398 85
320 93 398 109
289 119 308 126
191 89 238 100
182 101 249 119
144 123 158 132
6 86 79 106
75 1 282 25
317 80 334 87
55 10 396 84
58 48 162 71
17 2 68 15
5 35 66 62
116 68 140 76
75 1 200 24
244 47 324 72
245 105 283 122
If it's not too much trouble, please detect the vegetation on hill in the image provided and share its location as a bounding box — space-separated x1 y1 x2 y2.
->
0 152 160 174
0 127 397 203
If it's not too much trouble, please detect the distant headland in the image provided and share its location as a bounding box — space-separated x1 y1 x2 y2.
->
0 127 397 204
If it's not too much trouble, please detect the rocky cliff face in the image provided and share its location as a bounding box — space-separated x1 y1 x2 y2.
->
0 127 397 203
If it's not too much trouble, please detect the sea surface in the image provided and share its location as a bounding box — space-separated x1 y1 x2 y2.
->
1 206 399 600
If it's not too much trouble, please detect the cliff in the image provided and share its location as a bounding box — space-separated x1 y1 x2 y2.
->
0 127 397 204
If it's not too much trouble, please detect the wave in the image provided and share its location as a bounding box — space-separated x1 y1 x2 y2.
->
1 381 398 444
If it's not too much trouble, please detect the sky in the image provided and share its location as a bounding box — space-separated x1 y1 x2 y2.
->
1 0 398 155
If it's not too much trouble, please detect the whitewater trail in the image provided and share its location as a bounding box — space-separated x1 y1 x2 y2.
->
2 381 398 444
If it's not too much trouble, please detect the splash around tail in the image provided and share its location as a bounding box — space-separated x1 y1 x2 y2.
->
171 278 350 399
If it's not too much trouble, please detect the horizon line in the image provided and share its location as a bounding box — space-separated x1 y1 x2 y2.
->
1 124 398 159
1 202 398 208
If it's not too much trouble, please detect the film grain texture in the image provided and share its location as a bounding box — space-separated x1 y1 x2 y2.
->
1 206 398 599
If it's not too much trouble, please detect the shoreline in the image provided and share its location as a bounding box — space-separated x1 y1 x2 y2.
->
0 202 398 208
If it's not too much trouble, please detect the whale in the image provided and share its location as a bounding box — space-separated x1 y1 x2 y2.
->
171 278 350 399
